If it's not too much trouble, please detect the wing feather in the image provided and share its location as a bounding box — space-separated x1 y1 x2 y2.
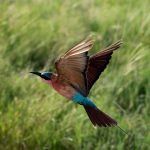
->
86 41 122 95
64 38 93 57
55 37 93 96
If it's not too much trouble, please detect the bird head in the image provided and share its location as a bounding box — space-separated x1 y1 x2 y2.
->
30 71 53 80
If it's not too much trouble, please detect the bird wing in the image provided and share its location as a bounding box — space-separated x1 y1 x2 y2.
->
55 37 93 96
86 41 122 95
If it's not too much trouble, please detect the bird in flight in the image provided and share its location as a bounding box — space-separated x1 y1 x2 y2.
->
30 37 122 127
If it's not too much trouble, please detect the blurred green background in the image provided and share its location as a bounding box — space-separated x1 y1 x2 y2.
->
0 0 150 150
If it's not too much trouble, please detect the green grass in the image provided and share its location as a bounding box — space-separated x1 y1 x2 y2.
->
0 0 150 149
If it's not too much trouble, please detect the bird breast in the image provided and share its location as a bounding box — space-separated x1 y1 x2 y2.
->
51 81 76 100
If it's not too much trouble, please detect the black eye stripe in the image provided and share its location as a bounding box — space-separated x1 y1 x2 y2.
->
43 76 50 80
41 75 50 80
41 72 53 80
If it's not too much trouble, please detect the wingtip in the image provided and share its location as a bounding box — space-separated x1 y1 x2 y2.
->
84 35 94 43
106 40 123 51
113 40 123 47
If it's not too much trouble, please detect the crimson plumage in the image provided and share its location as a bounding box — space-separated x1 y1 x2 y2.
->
31 37 122 127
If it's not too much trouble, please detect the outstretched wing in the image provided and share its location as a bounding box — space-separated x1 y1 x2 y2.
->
55 37 93 96
86 41 122 95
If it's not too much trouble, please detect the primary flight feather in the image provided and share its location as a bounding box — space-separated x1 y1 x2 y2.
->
30 37 122 127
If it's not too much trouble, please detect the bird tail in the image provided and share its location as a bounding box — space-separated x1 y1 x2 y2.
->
83 105 117 127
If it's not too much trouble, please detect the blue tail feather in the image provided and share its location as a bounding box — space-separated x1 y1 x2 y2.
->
72 92 96 108
72 92 117 127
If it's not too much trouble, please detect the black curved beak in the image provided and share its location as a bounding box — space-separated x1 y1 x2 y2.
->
30 71 41 77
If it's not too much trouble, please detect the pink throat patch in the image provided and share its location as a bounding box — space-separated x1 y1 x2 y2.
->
43 79 52 85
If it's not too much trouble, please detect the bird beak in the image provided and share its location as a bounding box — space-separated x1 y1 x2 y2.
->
30 71 41 77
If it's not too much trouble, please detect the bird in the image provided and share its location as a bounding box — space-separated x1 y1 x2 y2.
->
30 37 122 127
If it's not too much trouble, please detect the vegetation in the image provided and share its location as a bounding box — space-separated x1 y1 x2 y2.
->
0 0 150 149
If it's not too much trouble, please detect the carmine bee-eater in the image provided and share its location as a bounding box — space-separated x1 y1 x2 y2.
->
30 37 122 127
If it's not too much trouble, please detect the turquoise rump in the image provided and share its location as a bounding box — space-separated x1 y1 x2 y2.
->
72 92 96 108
